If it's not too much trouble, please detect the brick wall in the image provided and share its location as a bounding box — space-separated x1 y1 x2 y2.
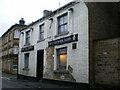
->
94 37 120 86
85 2 120 85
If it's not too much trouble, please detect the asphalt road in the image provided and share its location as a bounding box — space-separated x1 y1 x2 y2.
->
2 79 30 88
1 72 72 88
1 73 41 88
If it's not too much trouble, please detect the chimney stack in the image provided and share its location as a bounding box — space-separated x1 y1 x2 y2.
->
43 10 52 17
19 18 25 25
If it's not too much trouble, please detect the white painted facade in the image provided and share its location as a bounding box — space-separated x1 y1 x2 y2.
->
19 2 89 83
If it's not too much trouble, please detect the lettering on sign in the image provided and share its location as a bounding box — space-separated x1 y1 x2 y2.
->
21 46 34 52
48 34 78 47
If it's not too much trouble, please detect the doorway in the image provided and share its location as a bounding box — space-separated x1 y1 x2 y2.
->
37 50 44 81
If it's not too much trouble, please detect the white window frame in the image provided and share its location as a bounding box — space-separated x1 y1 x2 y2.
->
24 53 29 69
54 46 68 74
25 30 30 45
12 61 18 70
57 13 68 35
13 45 19 54
10 33 13 41
39 24 44 41
14 29 20 39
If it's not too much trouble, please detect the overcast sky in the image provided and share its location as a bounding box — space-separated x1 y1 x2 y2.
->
0 0 73 37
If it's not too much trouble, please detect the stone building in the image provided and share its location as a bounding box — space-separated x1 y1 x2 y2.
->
18 1 120 87
86 2 120 87
2 18 26 74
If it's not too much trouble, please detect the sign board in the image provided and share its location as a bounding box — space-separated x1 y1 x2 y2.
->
21 45 34 52
48 34 78 47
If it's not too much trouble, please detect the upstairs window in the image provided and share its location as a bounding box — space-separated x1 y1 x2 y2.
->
39 24 44 41
10 33 13 41
13 45 19 54
25 31 30 45
14 29 20 39
58 13 68 35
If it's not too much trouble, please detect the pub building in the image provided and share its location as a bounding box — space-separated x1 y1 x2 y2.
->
18 0 120 87
18 1 89 84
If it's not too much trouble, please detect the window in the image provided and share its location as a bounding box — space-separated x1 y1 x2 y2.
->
6 36 8 43
13 45 19 54
12 61 18 70
24 53 29 69
10 33 12 41
14 29 20 39
25 31 30 45
56 48 67 72
39 24 44 40
58 13 68 35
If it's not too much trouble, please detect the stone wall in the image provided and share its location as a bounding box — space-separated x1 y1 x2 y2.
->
2 57 18 74
44 47 76 82
94 37 120 86
85 2 120 85
86 2 120 40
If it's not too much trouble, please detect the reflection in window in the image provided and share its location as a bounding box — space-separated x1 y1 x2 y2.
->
57 48 67 71
58 13 68 35
39 24 44 40
14 29 20 39
24 53 29 69
26 31 30 45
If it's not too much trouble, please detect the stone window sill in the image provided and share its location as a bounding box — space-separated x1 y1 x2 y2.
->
22 68 29 71
24 43 31 46
54 31 69 38
54 70 69 74
37 39 45 43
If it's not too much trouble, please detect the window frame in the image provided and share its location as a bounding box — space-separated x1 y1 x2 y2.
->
12 61 18 70
24 53 29 70
54 47 69 74
10 33 13 41
13 45 19 54
57 13 68 36
14 29 20 39
39 24 45 41
25 30 30 45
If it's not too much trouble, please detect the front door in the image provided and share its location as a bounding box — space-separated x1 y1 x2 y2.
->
37 50 44 81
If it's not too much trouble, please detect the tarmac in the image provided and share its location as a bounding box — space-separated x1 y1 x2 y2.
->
2 72 74 88
2 72 119 89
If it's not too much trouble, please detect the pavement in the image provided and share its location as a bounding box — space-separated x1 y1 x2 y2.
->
1 72 74 88
2 72 119 89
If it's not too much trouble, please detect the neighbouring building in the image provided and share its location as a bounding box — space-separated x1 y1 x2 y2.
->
2 18 26 74
18 1 120 87
0 37 2 70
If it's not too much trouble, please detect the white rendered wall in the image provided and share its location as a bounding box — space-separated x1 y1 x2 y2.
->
19 2 89 83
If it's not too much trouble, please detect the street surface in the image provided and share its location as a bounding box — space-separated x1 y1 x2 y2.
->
2 79 31 88
2 73 40 88
1 72 73 88
1 72 110 89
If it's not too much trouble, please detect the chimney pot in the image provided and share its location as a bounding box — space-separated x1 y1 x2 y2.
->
43 10 52 17
19 18 25 25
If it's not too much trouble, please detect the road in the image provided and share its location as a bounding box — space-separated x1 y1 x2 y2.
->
1 72 41 88
1 72 72 89
2 79 31 88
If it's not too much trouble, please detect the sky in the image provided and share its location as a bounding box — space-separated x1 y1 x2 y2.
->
0 0 73 37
